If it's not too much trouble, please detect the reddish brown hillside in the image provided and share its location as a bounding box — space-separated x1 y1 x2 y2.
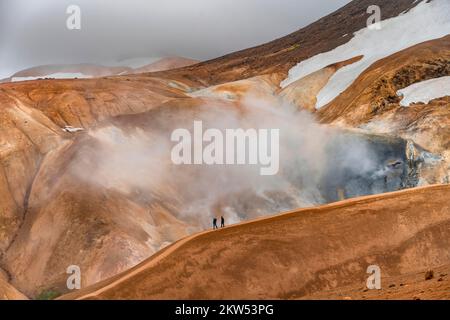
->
62 185 450 300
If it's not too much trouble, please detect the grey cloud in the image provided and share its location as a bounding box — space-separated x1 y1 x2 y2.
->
0 0 350 78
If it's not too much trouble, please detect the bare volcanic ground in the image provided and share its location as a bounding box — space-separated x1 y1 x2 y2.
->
129 57 199 74
0 280 27 300
305 264 450 300
0 271 27 300
62 185 450 300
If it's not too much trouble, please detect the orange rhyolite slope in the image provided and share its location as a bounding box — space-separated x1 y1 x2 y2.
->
62 185 450 300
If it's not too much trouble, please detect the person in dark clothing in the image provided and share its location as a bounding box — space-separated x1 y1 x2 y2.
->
213 218 218 230
221 216 225 228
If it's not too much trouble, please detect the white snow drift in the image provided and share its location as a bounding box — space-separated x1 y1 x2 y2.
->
397 76 450 107
281 0 450 109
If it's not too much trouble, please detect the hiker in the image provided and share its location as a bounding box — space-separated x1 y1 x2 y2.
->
213 218 218 230
221 216 225 228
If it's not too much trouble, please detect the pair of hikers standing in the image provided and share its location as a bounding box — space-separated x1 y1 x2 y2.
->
213 216 225 230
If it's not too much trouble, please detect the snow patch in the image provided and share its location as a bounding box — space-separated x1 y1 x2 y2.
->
11 72 91 82
63 126 84 133
397 76 450 106
281 0 450 109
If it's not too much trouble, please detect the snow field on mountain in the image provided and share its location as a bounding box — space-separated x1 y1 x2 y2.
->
281 0 450 109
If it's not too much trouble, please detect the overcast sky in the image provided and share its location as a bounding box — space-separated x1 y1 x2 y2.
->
0 0 351 78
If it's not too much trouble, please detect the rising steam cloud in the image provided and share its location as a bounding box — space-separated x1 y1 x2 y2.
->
70 95 394 230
